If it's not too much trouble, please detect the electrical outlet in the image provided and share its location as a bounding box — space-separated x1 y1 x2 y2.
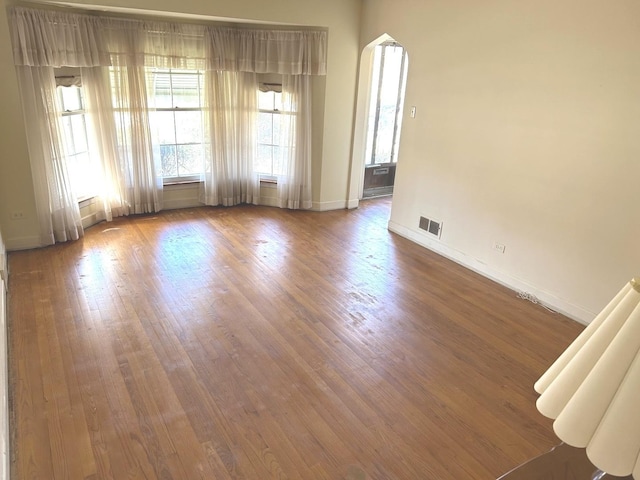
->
11 211 25 220
493 242 506 254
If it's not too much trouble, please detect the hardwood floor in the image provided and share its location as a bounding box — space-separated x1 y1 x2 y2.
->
7 197 585 479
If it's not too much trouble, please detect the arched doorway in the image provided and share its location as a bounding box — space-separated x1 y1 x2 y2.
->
347 35 408 208
363 40 408 197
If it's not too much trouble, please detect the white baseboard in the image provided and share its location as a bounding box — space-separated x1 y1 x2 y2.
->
162 198 204 210
347 198 359 209
5 235 41 251
81 212 105 229
388 221 595 325
258 196 280 208
0 277 7 480
0 229 7 480
312 199 348 211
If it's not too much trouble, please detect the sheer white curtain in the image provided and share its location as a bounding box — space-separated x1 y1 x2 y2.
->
204 27 325 209
15 66 83 244
201 70 260 206
278 74 312 209
100 22 164 214
109 63 162 213
81 66 129 220
10 6 105 244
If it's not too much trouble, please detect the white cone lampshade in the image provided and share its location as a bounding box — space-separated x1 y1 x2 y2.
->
534 278 640 478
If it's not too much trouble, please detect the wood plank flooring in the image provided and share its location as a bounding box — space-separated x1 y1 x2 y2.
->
7 197 586 479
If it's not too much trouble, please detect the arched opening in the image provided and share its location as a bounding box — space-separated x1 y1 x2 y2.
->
347 34 408 208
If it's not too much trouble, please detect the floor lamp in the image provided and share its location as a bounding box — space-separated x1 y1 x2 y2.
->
535 278 640 479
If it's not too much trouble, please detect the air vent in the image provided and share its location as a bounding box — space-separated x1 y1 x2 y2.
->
419 216 442 239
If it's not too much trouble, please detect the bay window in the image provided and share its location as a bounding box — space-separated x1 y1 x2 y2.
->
10 6 326 245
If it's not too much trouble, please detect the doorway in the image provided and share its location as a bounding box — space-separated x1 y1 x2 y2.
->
362 41 408 198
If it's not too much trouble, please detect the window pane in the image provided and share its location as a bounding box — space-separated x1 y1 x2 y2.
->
151 111 177 145
272 114 282 143
257 113 273 144
379 45 404 106
176 144 203 176
174 111 203 144
150 72 173 108
60 86 82 111
273 92 283 111
255 144 273 174
272 146 286 176
258 91 274 110
60 116 74 151
374 106 395 164
70 115 88 152
171 73 202 108
373 44 405 164
203 142 212 163
68 152 97 199
160 145 178 177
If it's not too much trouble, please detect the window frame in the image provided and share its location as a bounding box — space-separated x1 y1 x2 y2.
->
56 81 97 202
147 68 206 185
257 83 292 181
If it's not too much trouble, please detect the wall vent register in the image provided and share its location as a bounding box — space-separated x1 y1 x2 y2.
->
419 216 442 238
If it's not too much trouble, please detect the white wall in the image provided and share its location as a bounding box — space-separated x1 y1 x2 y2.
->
0 0 362 249
0 5 40 250
359 0 640 323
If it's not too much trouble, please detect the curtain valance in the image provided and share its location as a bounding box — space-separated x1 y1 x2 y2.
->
102 18 206 70
10 8 110 67
9 8 207 69
9 7 327 75
207 28 327 75
55 75 82 87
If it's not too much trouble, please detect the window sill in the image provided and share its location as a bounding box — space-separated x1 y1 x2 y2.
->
163 180 201 187
78 195 96 206
260 179 277 188
77 180 276 207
